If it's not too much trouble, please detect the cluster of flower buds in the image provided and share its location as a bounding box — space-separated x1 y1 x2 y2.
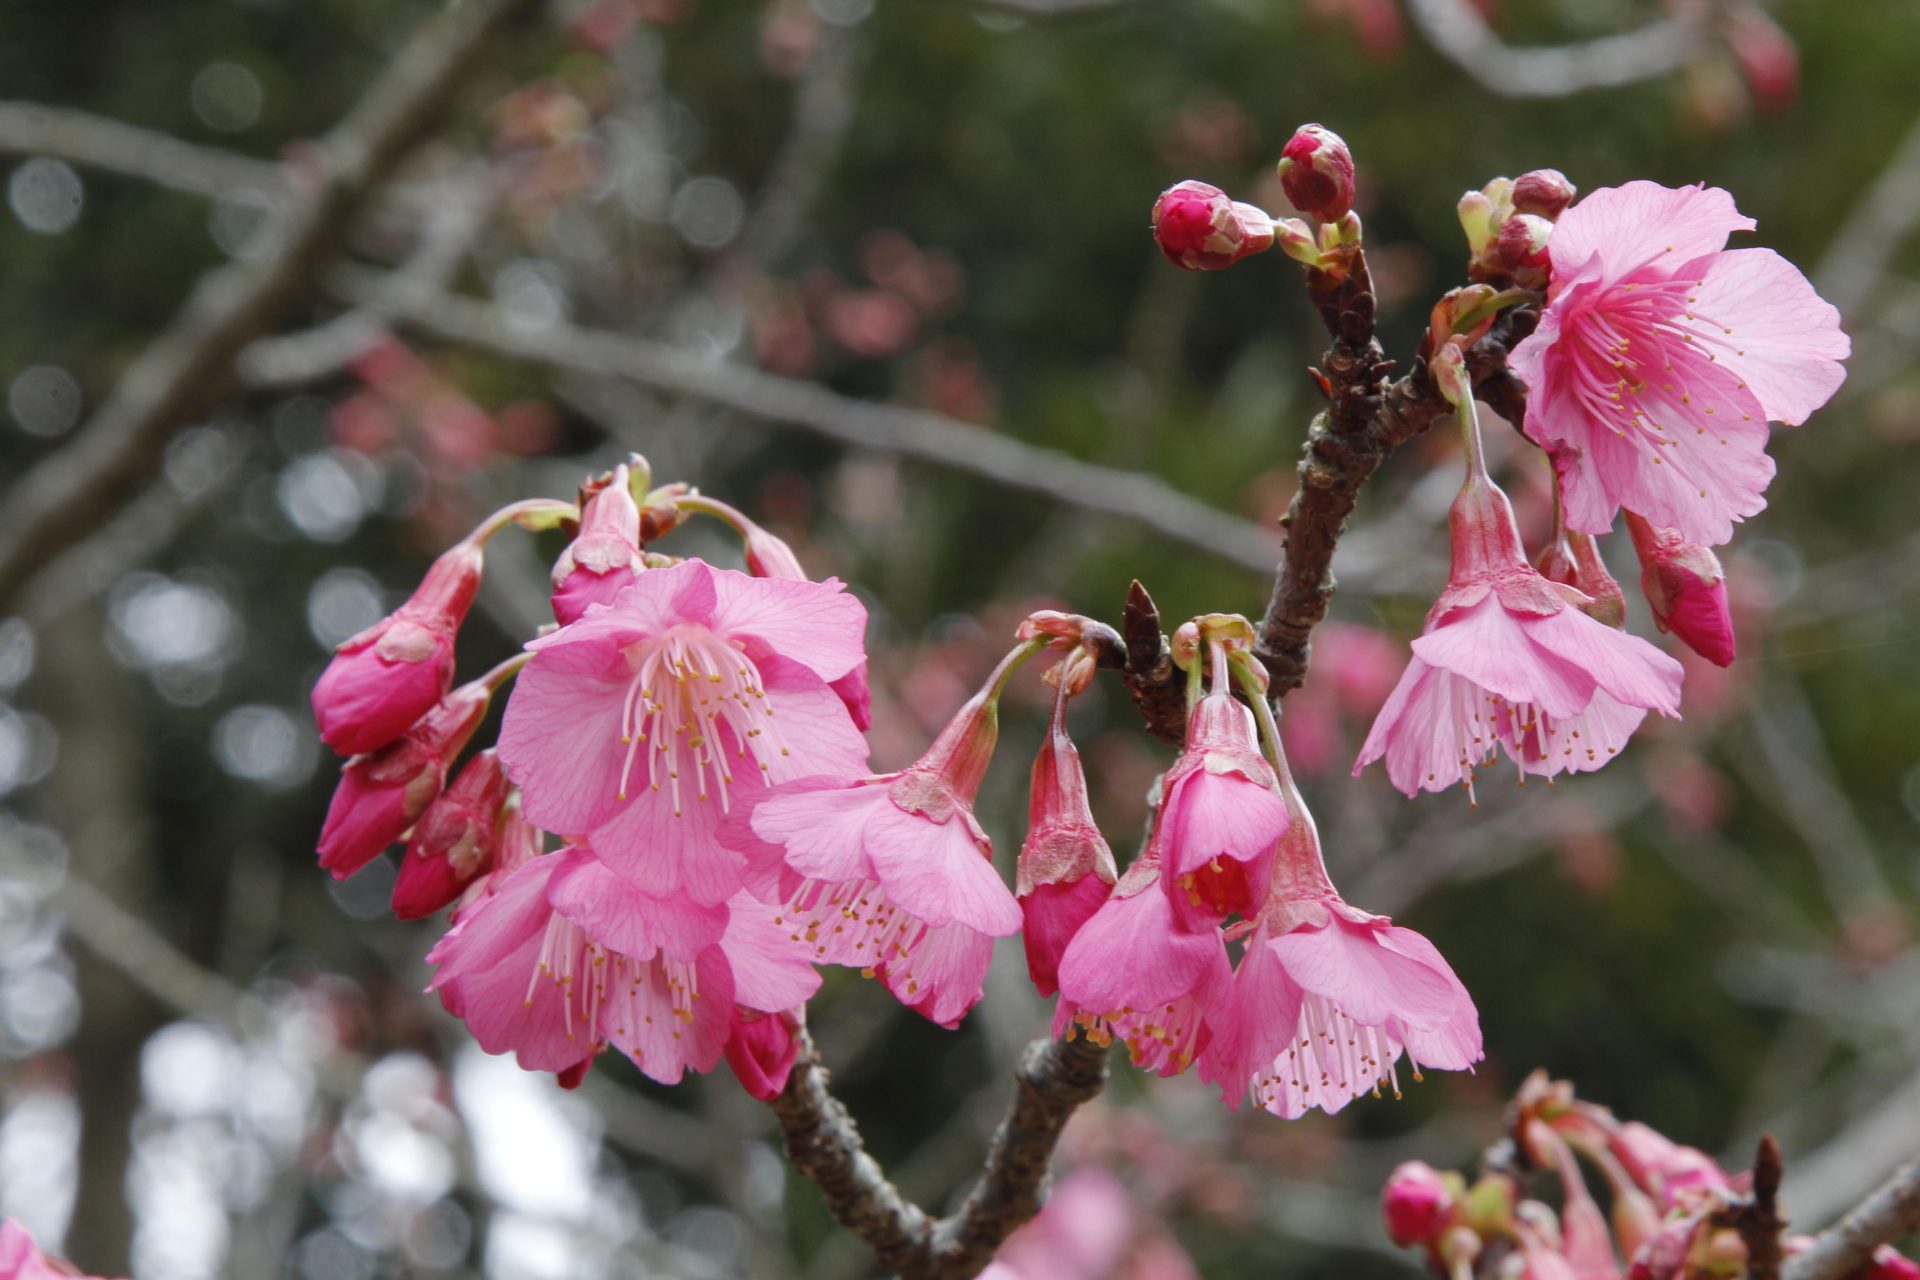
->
1053 614 1482 1116
1457 169 1575 290
1151 123 1360 275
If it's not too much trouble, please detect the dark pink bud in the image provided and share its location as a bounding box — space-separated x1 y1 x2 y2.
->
1277 124 1355 222
723 1010 799 1101
1725 5 1798 115
312 541 482 756
1495 213 1554 289
1382 1161 1455 1247
1016 698 1116 996
1151 180 1276 271
1512 169 1577 220
1625 513 1735 667
392 749 512 919
450 800 544 922
1866 1245 1920 1280
316 682 491 880
552 469 643 625
554 1057 593 1090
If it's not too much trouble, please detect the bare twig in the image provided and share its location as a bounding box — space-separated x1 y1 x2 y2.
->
743 23 866 268
1783 1157 1920 1280
329 270 1285 573
1402 0 1713 98
0 0 543 612
0 99 283 199
1714 1135 1787 1280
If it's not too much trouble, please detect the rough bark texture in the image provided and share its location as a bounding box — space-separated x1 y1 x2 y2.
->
1783 1155 1920 1280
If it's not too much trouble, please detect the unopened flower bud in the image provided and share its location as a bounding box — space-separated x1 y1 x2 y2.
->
1512 169 1577 220
552 464 644 625
1495 213 1554 290
312 541 482 756
1535 529 1627 629
450 798 543 922
1170 619 1203 670
1724 5 1798 115
1152 180 1276 271
316 681 493 880
1430 341 1472 409
1017 685 1118 997
1864 1245 1920 1280
1625 513 1735 667
1272 216 1322 266
1458 190 1499 255
724 1010 801 1101
1382 1162 1456 1247
1277 124 1355 222
392 749 512 919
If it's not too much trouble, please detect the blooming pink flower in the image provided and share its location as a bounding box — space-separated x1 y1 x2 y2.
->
0 1219 118 1280
727 671 1023 1028
1055 849 1234 1077
317 680 492 879
1017 685 1116 998
1152 181 1276 271
1198 807 1482 1118
1278 123 1355 222
737 515 872 730
1355 473 1685 797
1157 684 1290 923
498 559 870 907
311 540 481 756
1382 1162 1456 1248
550 467 644 626
1507 181 1848 547
392 748 512 919
1625 511 1736 667
427 845 819 1086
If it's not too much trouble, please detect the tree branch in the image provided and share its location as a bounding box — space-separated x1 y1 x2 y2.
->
0 99 283 199
1783 1157 1920 1280
0 0 543 612
327 269 1285 574
1401 0 1714 98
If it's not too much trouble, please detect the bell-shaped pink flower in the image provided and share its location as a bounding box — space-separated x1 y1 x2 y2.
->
311 540 481 756
498 559 870 907
1017 682 1116 998
1625 511 1736 667
0 1218 117 1280
1055 847 1234 1077
1507 181 1849 547
551 466 645 626
317 680 492 879
392 748 512 919
1355 470 1684 798
1158 681 1289 924
1152 180 1276 271
427 845 818 1086
727 662 1024 1029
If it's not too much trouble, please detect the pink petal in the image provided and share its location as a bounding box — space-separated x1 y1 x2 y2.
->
1021 874 1112 999
1354 659 1503 797
497 640 630 834
708 564 869 683
1198 933 1304 1109
1548 182 1754 283
1687 247 1848 425
719 892 823 1013
546 846 729 960
1057 887 1219 1015
882 920 996 1028
603 944 735 1085
1370 926 1483 1070
1265 916 1466 1033
1160 767 1290 879
755 662 874 785
585 785 748 907
865 804 1022 937
749 783 887 884
1518 608 1685 715
1502 689 1650 781
1410 596 1596 720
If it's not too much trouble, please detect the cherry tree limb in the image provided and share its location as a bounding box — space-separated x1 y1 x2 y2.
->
1401 0 1715 98
1783 1156 1920 1280
0 99 283 199
0 0 543 613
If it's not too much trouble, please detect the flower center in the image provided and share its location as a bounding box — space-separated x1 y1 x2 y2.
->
527 914 700 1047
1068 998 1207 1075
615 625 789 815
1252 992 1415 1114
778 878 927 982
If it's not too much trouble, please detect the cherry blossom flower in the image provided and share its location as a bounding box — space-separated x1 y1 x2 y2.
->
1507 181 1848 547
1017 679 1116 998
726 644 1032 1028
498 558 870 906
426 845 818 1087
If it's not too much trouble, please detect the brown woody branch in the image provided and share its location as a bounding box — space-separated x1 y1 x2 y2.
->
1783 1156 1920 1280
0 0 543 612
1715 1135 1788 1280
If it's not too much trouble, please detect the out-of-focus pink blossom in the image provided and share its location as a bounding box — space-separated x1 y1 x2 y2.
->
0 1218 120 1280
1382 1161 1456 1247
1724 5 1799 115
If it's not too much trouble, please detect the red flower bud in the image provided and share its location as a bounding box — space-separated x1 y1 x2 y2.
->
1152 180 1276 271
1495 213 1554 289
1016 689 1116 997
391 749 512 919
1866 1245 1920 1280
1725 5 1798 115
1512 169 1577 220
1383 1162 1456 1247
552 466 643 625
723 1010 800 1101
1277 124 1355 222
1625 513 1735 668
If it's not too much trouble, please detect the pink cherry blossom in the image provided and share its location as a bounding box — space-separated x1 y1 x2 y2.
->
0 1218 119 1280
1198 799 1481 1118
1355 473 1684 798
1017 682 1116 998
727 668 1023 1028
498 558 870 907
311 540 481 756
1507 181 1848 547
392 747 511 919
427 844 819 1087
550 466 644 626
1157 681 1289 923
1055 849 1234 1077
985 1166 1137 1280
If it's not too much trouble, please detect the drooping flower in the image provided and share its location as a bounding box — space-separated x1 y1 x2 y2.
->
983 1166 1140 1280
311 540 482 756
725 644 1032 1028
0 1218 117 1280
1152 180 1277 271
1356 351 1685 797
317 678 494 879
1625 511 1736 667
1055 847 1234 1077
1017 679 1116 998
392 748 512 919
1197 792 1482 1118
550 464 644 626
1507 181 1849 547
426 844 818 1087
498 558 870 907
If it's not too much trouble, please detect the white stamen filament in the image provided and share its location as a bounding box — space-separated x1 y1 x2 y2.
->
614 626 790 814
